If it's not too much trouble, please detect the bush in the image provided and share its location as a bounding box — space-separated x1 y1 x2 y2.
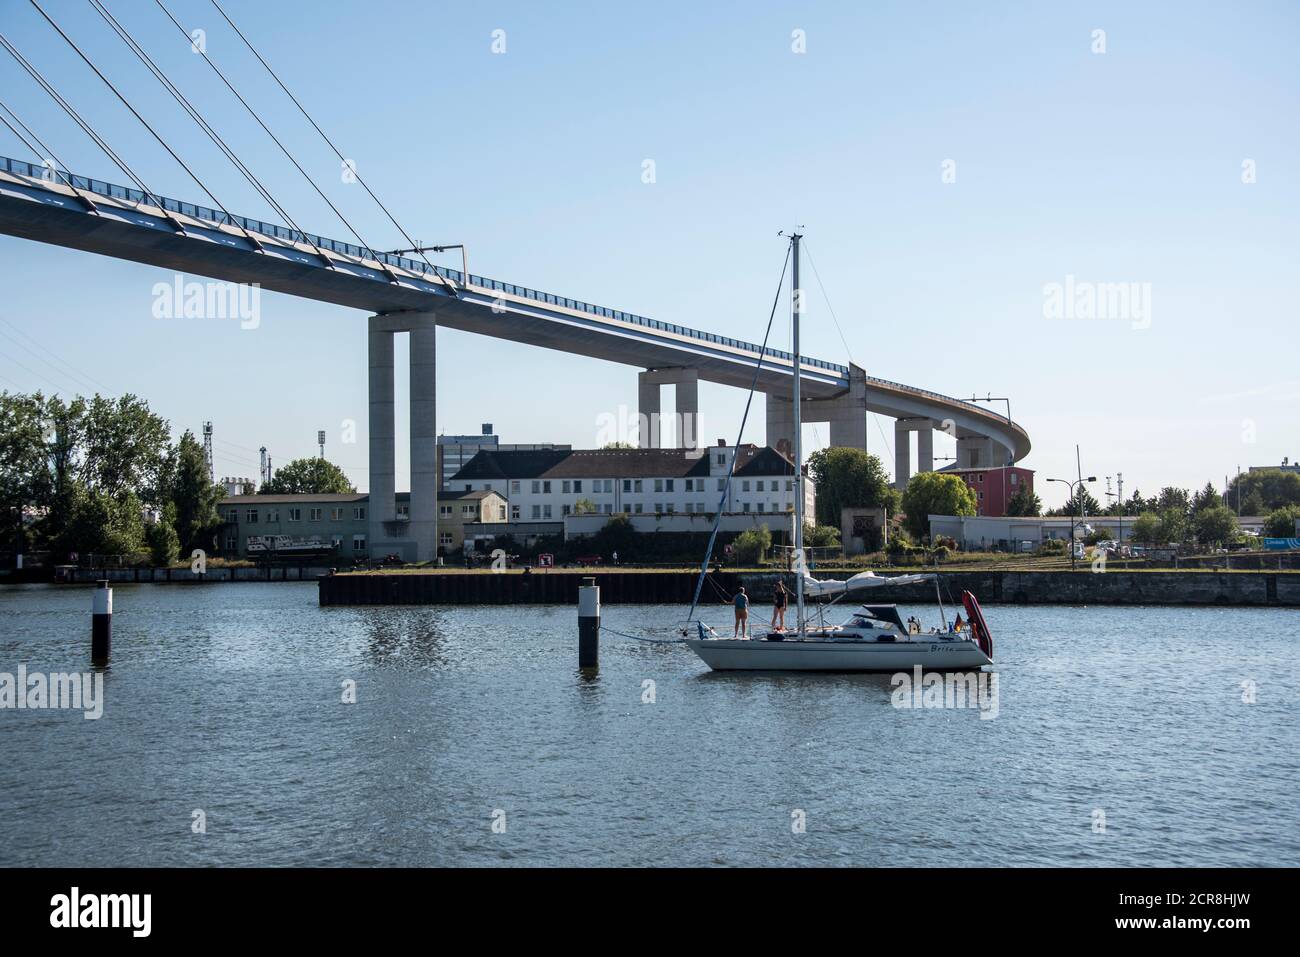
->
1041 538 1067 555
731 525 772 564
1263 505 1300 538
146 518 180 566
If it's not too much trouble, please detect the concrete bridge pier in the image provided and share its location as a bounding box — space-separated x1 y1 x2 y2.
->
893 417 938 489
766 363 869 459
638 368 699 448
368 312 438 563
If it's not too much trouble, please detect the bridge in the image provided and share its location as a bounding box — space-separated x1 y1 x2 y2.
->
0 155 1031 561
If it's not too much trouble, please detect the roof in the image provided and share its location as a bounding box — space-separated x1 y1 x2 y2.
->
221 493 365 505
450 445 796 481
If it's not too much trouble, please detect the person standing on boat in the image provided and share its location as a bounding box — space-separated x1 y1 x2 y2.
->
771 580 788 631
733 587 750 638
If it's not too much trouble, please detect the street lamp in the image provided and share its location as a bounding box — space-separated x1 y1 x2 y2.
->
1047 475 1097 570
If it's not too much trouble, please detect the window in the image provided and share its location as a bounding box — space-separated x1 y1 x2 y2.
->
655 503 663 513
310 508 323 521
330 508 344 521
623 479 631 493
787 480 794 492
743 503 751 512
604 480 613 493
574 480 582 494
603 504 612 514
463 505 475 516
717 479 726 491
716 454 725 465
531 505 541 520
226 510 238 523
224 534 237 551
511 480 521 494
978 474 985 483
288 508 301 522
498 505 506 520
665 479 674 492
352 535 366 552
511 505 521 520
532 480 541 494
742 481 750 492
543 481 552 493
758 503 766 513
439 532 453 546
246 508 259 524
562 504 571 516
634 480 643 493
562 480 571 494
685 503 693 513
634 504 643 514
697 503 705 513
1010 473 1019 486
463 484 471 492
654 479 663 493
396 505 408 519
543 505 552 519
353 507 366 520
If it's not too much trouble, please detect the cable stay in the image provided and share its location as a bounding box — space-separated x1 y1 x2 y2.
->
200 0 459 295
0 30 183 231
26 0 252 240
0 96 101 214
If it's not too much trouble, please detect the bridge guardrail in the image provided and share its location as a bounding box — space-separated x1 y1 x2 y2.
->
4 154 1016 426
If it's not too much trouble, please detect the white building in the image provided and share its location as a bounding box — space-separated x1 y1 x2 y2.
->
448 440 812 522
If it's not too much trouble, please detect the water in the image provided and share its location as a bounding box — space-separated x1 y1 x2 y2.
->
0 583 1296 867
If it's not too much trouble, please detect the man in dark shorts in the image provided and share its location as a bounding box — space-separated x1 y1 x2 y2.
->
733 587 750 638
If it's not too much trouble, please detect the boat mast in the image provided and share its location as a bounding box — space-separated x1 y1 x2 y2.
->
791 231 805 637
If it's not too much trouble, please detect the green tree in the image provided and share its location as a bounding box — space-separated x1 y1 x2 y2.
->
1263 505 1300 538
803 524 842 548
170 431 224 554
1051 486 1102 517
900 472 977 540
600 441 635 450
146 504 181 566
593 513 637 559
80 394 170 503
572 498 598 514
731 524 772 564
1190 482 1222 515
261 457 356 495
1158 507 1189 544
1006 485 1041 517
1226 468 1300 513
54 486 145 559
0 391 49 551
1193 505 1238 546
805 447 899 528
1130 512 1162 546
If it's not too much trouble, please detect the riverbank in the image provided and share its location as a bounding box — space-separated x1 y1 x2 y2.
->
315 568 1300 607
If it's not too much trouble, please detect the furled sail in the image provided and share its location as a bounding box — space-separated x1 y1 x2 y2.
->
800 570 936 598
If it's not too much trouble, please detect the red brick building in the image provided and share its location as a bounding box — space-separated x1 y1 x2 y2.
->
943 465 1035 517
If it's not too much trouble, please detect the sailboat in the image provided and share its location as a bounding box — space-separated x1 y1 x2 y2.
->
683 232 995 672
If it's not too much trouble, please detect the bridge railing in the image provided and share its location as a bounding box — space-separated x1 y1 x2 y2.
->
3 154 1013 424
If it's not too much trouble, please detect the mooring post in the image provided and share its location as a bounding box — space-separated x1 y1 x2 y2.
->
578 576 600 671
91 579 112 664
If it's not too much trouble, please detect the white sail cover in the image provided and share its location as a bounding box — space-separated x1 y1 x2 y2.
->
800 570 936 598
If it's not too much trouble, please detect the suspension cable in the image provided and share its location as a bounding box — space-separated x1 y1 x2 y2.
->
86 0 331 259
152 0 436 287
684 243 792 626
0 30 170 214
202 0 457 293
0 96 106 216
27 0 250 238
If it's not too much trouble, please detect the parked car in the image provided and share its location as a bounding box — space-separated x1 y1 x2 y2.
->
574 554 602 565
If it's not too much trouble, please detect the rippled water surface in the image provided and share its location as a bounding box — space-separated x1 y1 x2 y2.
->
0 583 1296 866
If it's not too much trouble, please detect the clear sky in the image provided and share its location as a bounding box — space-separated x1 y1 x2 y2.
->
1 0 1296 508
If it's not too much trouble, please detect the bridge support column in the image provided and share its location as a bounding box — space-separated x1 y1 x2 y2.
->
894 420 912 489
638 368 699 448
637 372 661 448
917 425 934 473
368 318 396 557
409 321 438 563
368 312 438 563
765 394 795 460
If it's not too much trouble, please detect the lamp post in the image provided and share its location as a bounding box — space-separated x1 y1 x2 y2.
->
1047 475 1097 570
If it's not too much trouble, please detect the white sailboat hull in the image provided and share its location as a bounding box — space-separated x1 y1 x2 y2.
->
684 636 992 672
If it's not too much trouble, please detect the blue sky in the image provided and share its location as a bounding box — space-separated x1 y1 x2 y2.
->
1 0 1296 508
